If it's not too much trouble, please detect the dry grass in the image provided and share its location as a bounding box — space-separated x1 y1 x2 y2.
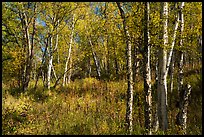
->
2 75 202 135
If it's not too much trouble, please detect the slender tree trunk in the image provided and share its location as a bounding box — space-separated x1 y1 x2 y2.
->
157 2 168 131
133 44 139 83
178 2 185 97
103 35 108 74
153 51 159 132
165 11 180 76
47 35 53 90
169 53 174 98
67 56 72 84
143 2 152 134
34 40 48 90
117 2 134 134
89 39 101 79
23 13 31 91
169 52 174 127
21 3 37 91
63 15 75 86
51 64 57 81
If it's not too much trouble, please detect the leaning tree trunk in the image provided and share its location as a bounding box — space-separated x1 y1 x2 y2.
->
34 39 48 90
117 2 134 135
143 2 152 135
157 2 168 131
89 39 101 79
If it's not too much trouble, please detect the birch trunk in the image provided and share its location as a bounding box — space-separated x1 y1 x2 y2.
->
169 52 174 127
169 53 174 97
157 2 168 131
47 35 53 90
67 56 72 84
165 12 180 76
63 15 75 86
178 2 185 96
133 44 139 83
117 2 134 134
89 39 101 79
21 3 37 91
143 2 152 135
51 64 57 81
176 84 191 134
153 52 159 132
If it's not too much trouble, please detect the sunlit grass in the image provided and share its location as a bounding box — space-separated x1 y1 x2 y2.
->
2 75 202 135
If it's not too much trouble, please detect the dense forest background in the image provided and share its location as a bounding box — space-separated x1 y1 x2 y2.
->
2 2 202 135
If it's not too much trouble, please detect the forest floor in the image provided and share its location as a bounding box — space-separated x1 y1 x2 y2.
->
2 73 202 135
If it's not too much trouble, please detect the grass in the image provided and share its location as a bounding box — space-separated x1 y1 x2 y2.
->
2 75 202 135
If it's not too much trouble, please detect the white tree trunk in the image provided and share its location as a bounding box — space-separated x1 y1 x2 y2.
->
153 53 159 132
157 2 168 131
178 2 185 95
165 13 180 76
143 2 152 135
116 2 134 135
176 84 191 134
21 3 33 91
169 53 174 95
51 64 57 81
67 56 72 84
63 15 75 86
89 39 101 79
47 36 53 90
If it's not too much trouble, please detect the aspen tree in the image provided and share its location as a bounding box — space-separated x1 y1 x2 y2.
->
63 14 75 86
143 2 152 135
116 2 134 134
157 2 168 131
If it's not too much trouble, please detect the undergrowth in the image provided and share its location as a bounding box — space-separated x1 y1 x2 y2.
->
2 75 202 135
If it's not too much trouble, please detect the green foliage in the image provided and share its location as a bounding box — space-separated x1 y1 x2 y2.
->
2 2 202 135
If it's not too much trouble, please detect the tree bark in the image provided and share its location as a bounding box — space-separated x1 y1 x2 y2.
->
133 43 140 83
176 84 191 134
153 51 159 132
117 2 134 135
21 3 37 91
165 11 180 76
63 15 75 86
34 39 48 90
178 2 185 97
51 64 58 81
143 2 152 135
67 56 72 84
157 2 168 131
169 53 174 98
47 35 53 90
89 39 101 79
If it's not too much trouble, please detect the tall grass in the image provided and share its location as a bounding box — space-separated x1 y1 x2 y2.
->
2 76 202 135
